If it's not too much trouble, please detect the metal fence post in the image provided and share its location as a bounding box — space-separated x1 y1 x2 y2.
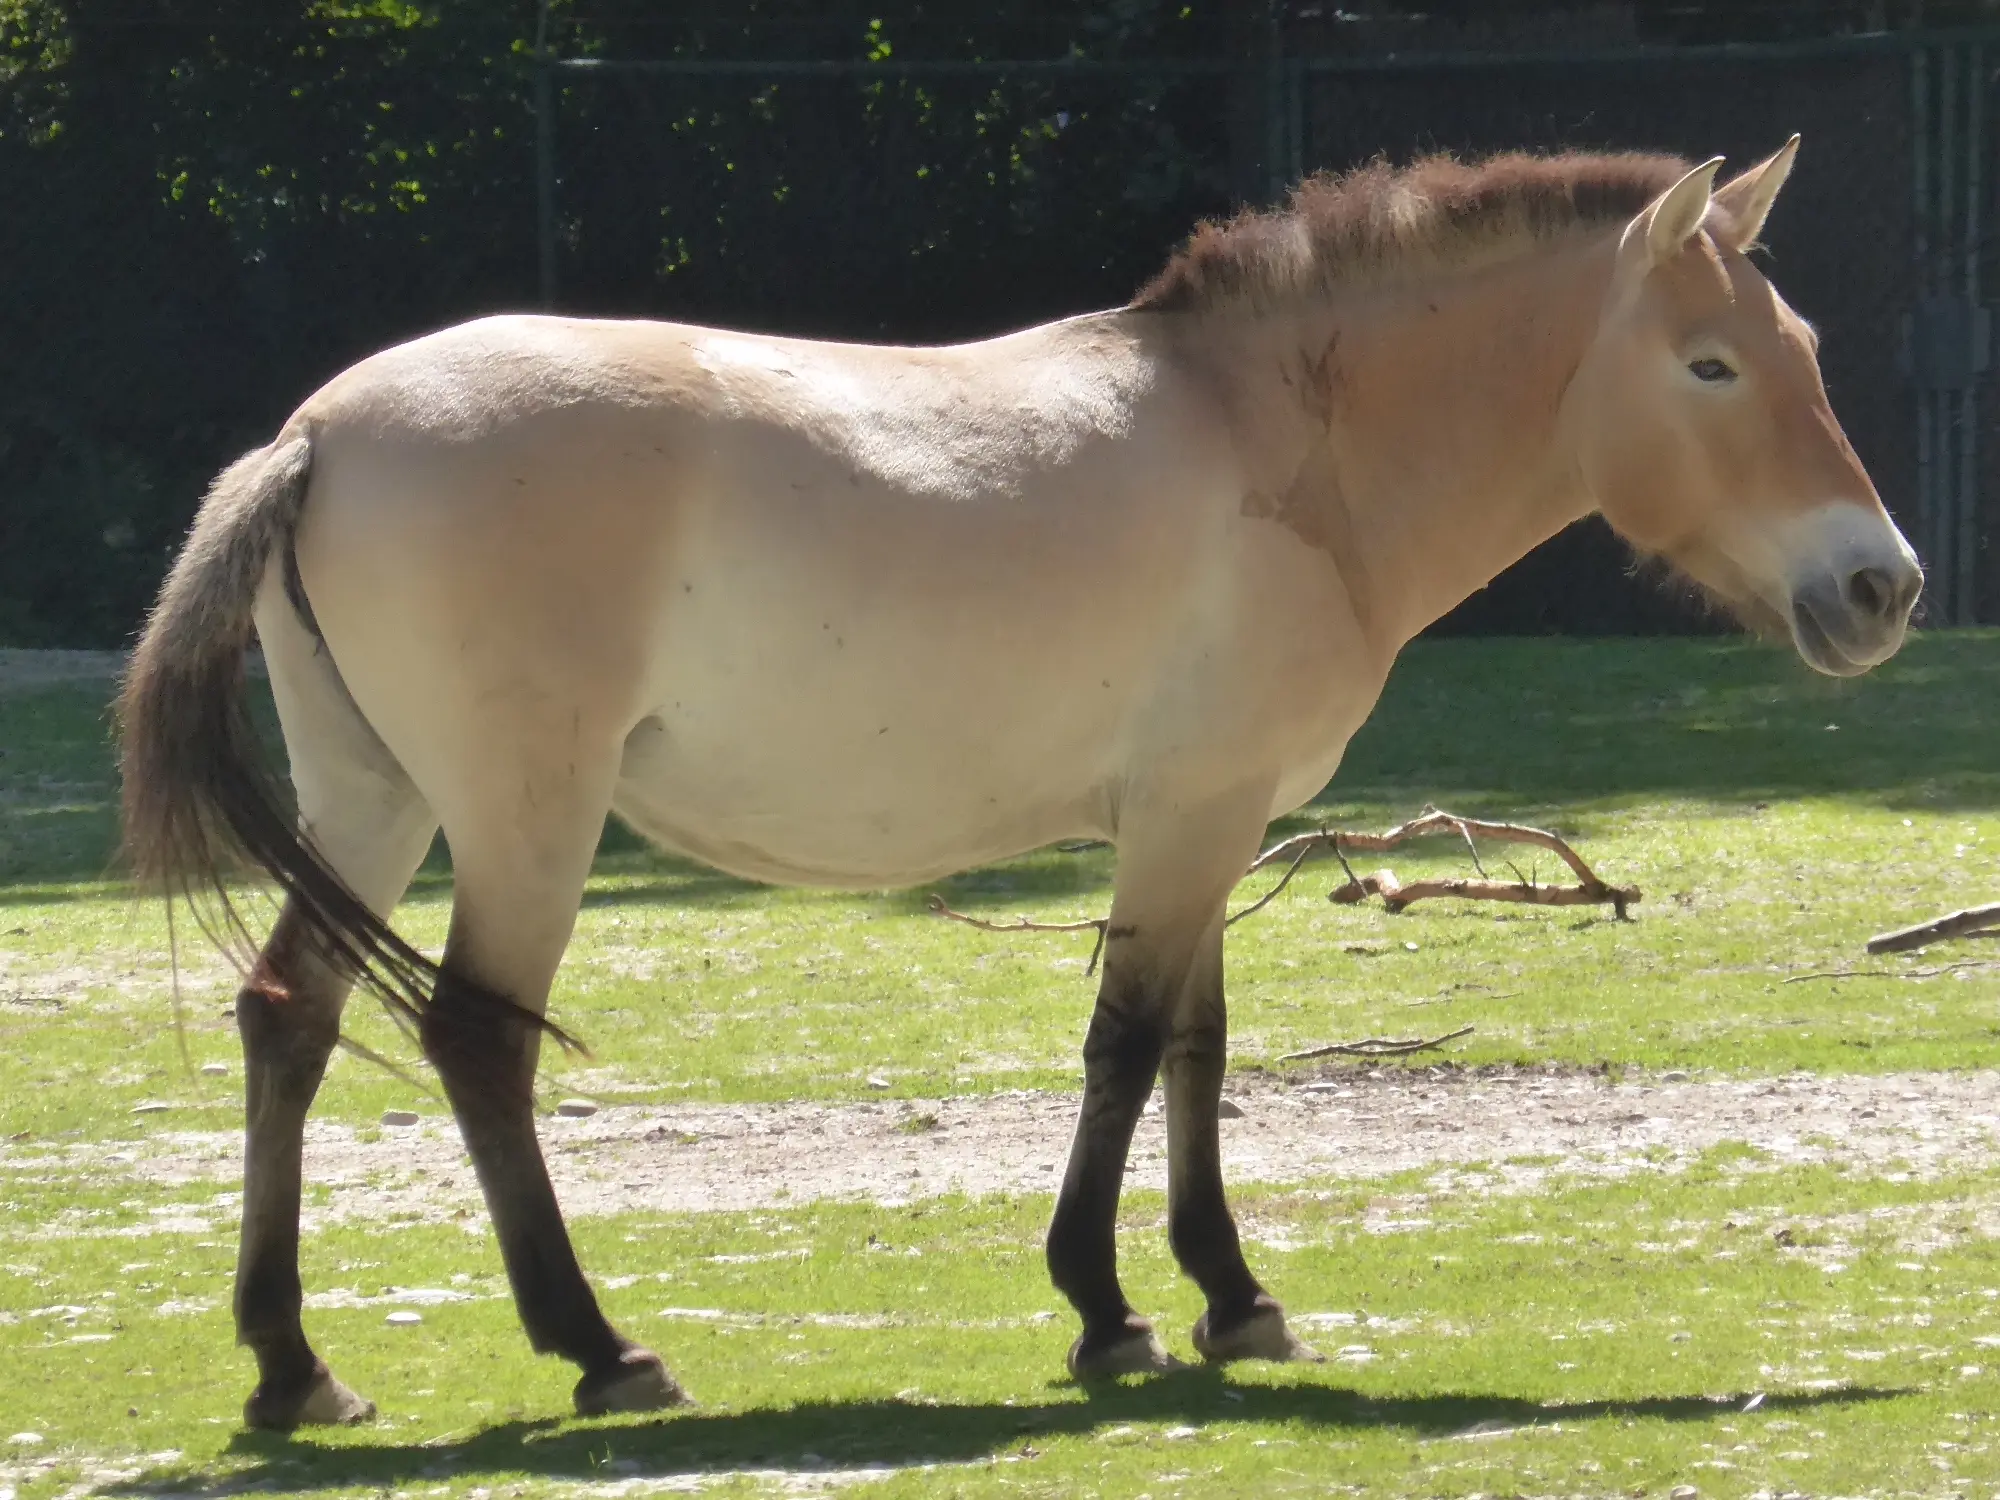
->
535 0 557 309
1914 45 1936 615
1956 41 1983 624
1905 39 1990 625
1263 3 1288 203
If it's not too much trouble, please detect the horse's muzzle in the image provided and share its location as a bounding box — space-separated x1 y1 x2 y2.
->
1787 552 1924 677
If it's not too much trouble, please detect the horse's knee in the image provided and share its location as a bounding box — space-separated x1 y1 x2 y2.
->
418 973 541 1110
1080 993 1165 1084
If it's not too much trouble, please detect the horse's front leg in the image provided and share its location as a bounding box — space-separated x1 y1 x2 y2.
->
1044 785 1274 1378
1045 949 1173 1377
1165 917 1323 1364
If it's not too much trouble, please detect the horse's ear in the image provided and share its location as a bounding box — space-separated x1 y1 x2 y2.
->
1710 134 1801 250
1636 156 1725 266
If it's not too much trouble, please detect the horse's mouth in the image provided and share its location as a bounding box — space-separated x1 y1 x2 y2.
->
1789 596 1873 678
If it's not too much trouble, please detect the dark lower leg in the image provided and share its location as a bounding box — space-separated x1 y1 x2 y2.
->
234 906 370 1427
1163 972 1318 1363
420 973 631 1371
1046 977 1164 1365
1162 1020 1266 1326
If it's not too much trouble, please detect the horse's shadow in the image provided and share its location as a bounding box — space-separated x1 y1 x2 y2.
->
108 1376 1905 1495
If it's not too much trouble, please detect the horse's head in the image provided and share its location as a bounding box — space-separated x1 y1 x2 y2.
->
1570 138 1920 675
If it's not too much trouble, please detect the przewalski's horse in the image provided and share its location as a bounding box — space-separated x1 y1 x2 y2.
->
120 140 1919 1428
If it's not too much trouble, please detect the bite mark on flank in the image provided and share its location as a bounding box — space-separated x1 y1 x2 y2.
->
1298 333 1344 429
1240 471 1332 558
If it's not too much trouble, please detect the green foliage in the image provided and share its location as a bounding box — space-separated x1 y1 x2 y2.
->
0 1 1248 646
0 0 549 646
1 1 1934 646
5 0 1869 654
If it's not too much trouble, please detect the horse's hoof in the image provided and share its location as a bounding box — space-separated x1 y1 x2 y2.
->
1067 1316 1186 1379
574 1347 690 1416
243 1362 376 1430
1193 1302 1324 1364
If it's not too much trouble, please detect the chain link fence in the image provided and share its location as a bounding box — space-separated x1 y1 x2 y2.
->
1297 38 1936 632
3 15 1991 643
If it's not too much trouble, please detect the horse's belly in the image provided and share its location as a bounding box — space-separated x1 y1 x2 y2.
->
611 708 1113 889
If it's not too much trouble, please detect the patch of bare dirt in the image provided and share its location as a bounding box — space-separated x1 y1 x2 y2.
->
9 1068 2000 1227
0 952 243 1012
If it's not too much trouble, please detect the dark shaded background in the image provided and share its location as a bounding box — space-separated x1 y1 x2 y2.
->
1 0 1990 645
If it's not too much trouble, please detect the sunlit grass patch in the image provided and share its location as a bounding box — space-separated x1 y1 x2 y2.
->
10 638 2000 1143
3 1156 1999 1496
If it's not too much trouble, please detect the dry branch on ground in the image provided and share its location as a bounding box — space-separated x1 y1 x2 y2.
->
1277 1025 1475 1063
1250 808 1640 920
1866 902 2000 954
925 894 1113 976
1786 959 2000 984
925 806 1638 993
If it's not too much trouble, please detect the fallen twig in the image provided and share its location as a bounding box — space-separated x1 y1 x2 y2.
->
1329 869 1635 915
1866 902 2000 954
1278 1024 1474 1063
925 894 1111 976
1786 959 2000 983
1247 807 1639 920
1401 986 1519 1006
1224 840 1315 927
926 807 1636 976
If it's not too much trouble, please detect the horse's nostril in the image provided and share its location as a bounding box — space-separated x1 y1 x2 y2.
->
1846 566 1894 620
1895 563 1924 616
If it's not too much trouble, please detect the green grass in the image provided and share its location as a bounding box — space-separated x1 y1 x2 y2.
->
9 636 2000 1495
4 1154 2000 1496
6 635 2000 1139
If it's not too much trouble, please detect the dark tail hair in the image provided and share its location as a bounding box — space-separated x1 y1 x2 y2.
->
118 433 578 1052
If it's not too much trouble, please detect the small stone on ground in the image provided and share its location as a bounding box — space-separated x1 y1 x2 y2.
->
556 1099 599 1118
381 1110 420 1128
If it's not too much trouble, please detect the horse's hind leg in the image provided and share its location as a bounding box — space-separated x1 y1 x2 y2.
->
237 609 437 1428
238 898 418 1429
420 753 684 1416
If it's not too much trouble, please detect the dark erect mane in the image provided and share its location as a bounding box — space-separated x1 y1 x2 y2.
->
1131 150 1696 313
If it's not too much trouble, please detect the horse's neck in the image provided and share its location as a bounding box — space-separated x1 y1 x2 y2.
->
1198 236 1617 651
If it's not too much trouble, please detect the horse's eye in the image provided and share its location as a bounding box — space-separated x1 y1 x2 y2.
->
1688 356 1738 384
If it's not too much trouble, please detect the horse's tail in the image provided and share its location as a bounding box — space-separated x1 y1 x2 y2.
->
117 433 578 1050
119 432 319 954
